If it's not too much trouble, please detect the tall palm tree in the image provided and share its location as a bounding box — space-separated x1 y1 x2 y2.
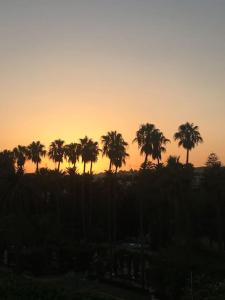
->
133 123 156 169
101 131 114 171
133 123 161 289
48 139 65 171
112 134 129 173
88 140 101 174
80 136 91 174
64 143 81 170
152 130 170 165
101 131 129 172
174 122 203 164
27 141 46 173
13 145 27 173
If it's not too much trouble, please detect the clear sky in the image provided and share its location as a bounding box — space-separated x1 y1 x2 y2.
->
1 0 225 173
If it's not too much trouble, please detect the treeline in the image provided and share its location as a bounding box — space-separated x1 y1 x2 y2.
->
0 122 203 174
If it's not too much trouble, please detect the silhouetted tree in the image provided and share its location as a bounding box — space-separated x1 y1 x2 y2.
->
101 131 115 171
48 139 65 171
166 155 182 168
101 131 128 172
64 143 81 170
27 141 46 173
133 123 156 169
0 150 15 176
205 152 221 168
87 140 101 174
111 132 129 173
174 122 203 164
13 145 27 174
133 123 160 289
80 136 92 174
152 130 170 165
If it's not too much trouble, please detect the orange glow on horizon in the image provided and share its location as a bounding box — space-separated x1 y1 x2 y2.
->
4 128 207 174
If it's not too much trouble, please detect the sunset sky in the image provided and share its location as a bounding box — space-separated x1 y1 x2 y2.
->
1 0 225 173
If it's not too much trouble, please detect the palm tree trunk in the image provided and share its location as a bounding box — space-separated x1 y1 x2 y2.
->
115 165 118 173
57 161 60 171
157 157 160 165
83 161 86 174
144 153 148 169
90 161 93 174
109 160 112 172
186 149 189 165
36 161 39 173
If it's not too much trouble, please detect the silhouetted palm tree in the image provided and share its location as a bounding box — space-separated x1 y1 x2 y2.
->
87 140 101 174
112 135 129 173
64 143 81 170
101 131 114 171
79 136 94 240
27 141 46 173
133 123 156 169
48 139 65 171
13 145 27 173
101 131 129 172
174 122 203 164
80 136 91 174
152 130 170 165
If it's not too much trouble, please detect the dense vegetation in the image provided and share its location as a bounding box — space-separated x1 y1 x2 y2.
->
1 122 225 299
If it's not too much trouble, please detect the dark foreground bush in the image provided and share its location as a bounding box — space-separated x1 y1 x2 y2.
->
0 272 118 300
0 273 66 300
150 246 225 300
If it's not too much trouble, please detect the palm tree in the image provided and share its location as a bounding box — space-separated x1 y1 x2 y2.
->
64 143 81 170
13 145 27 173
88 140 101 174
48 139 65 171
174 122 203 164
112 135 129 173
101 131 129 172
133 123 162 289
79 136 93 240
133 123 156 169
101 131 114 171
152 130 170 165
27 141 46 173
80 136 91 174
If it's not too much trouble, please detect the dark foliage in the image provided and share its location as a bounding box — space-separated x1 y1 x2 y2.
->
1 145 225 299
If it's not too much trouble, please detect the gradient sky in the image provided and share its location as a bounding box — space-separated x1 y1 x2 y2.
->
1 0 225 173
